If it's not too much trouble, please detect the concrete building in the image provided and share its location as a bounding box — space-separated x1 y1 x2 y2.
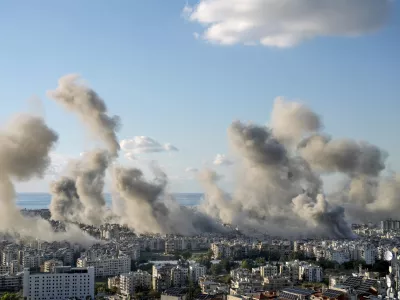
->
189 263 207 282
260 264 279 277
23 266 95 300
299 264 323 282
120 270 152 299
43 259 63 273
263 276 292 290
153 264 174 292
161 287 188 300
0 272 23 292
77 255 131 277
22 254 44 270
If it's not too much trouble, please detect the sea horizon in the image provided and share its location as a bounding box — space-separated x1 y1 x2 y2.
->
15 193 204 210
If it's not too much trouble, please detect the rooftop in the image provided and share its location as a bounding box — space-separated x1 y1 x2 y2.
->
162 287 188 296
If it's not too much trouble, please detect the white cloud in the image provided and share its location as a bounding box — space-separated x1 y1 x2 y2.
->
120 136 179 158
124 152 137 161
164 143 179 152
185 167 199 173
213 154 233 166
184 0 391 48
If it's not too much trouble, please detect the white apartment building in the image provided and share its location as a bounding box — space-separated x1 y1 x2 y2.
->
23 266 95 300
77 255 131 277
120 270 152 299
189 264 206 282
299 264 323 282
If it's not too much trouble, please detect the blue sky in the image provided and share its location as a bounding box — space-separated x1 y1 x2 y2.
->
0 0 399 193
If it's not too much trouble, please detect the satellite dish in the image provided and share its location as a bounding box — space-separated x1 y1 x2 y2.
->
385 251 394 261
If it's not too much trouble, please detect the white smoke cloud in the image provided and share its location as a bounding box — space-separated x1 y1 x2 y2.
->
185 167 199 173
213 154 233 166
184 0 391 47
120 136 179 159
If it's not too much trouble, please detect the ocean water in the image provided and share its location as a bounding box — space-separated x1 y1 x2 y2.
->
16 193 204 209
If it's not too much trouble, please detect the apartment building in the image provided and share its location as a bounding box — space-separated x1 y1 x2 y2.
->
189 263 206 282
77 255 131 277
23 266 95 300
260 264 279 277
43 259 63 273
0 272 23 292
299 264 323 282
120 270 152 299
152 264 175 292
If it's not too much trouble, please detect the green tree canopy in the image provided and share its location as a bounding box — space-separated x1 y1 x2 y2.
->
1 293 21 300
241 259 255 270
255 257 266 265
211 263 223 275
182 251 192 260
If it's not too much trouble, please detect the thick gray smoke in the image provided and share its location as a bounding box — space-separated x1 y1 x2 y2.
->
46 74 224 234
47 74 120 156
49 177 82 222
298 134 387 176
292 193 356 239
270 97 322 147
48 75 118 225
49 150 110 225
0 114 96 246
199 99 356 238
200 97 400 237
112 164 225 235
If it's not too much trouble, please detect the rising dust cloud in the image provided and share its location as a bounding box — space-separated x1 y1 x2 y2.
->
0 75 397 243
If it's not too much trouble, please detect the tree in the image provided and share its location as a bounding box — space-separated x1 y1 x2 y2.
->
109 286 119 294
1 293 21 300
135 292 144 300
207 249 214 259
182 251 192 260
220 258 232 272
289 251 306 261
255 257 266 266
148 290 161 299
371 260 390 273
211 263 223 275
196 255 211 269
241 259 255 270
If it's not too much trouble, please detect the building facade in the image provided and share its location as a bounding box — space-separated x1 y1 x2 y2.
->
23 266 95 300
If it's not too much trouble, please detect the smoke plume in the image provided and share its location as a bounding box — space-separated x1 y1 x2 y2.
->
47 74 120 156
112 164 225 235
270 97 322 147
49 150 110 225
0 114 96 246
